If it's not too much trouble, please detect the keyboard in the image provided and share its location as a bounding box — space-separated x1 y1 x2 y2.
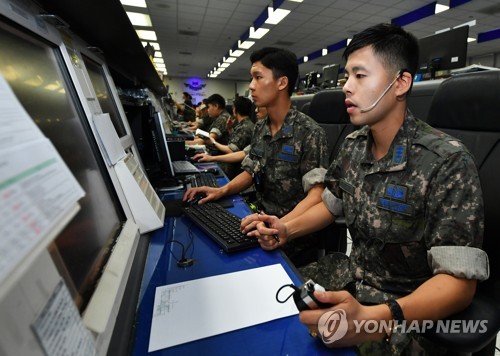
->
172 160 199 174
189 172 219 188
182 203 259 252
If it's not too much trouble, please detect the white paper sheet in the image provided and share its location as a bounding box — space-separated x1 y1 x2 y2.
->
31 280 96 356
0 74 85 286
148 264 298 352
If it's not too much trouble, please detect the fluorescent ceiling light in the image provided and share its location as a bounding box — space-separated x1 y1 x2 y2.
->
303 56 308 62
467 37 476 42
230 49 244 57
347 38 352 46
142 41 160 50
239 40 255 49
265 7 290 25
136 29 157 41
322 48 328 56
126 12 152 27
153 57 164 64
288 0 303 2
120 0 147 8
435 28 450 34
154 51 163 58
249 26 269 39
224 57 236 63
454 19 476 29
435 4 449 14
220 63 230 68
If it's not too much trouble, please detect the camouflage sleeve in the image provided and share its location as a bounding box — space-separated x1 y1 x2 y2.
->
299 126 329 178
210 115 228 138
321 139 350 216
227 123 252 152
302 168 327 192
425 150 488 280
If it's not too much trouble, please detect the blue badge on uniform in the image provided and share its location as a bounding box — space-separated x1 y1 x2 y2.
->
392 145 405 165
282 145 294 154
377 198 414 216
384 183 408 202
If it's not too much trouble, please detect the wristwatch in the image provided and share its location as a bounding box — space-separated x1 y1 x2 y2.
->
385 299 405 344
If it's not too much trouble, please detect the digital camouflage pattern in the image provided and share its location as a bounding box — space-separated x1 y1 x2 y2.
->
207 110 231 155
242 108 329 265
219 118 255 179
300 111 484 355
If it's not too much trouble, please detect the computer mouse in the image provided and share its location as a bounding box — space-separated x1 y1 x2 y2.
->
187 193 206 206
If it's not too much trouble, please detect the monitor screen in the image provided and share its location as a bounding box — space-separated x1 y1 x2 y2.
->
148 111 178 186
82 55 128 138
417 26 469 77
322 64 340 87
0 19 124 310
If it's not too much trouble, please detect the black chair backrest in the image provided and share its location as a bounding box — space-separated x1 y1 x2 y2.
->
290 93 314 114
407 79 443 122
308 89 355 163
426 70 500 298
300 102 310 115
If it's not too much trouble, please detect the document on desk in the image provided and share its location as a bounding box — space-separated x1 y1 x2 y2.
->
148 263 299 352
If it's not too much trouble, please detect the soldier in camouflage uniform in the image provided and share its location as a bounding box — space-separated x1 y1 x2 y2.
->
185 47 329 267
204 96 255 179
185 93 230 148
248 24 489 355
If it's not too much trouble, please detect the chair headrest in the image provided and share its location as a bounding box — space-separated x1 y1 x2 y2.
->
426 70 500 131
308 89 351 124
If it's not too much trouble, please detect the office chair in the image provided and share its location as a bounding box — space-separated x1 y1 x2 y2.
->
424 70 500 354
308 89 354 166
307 89 355 255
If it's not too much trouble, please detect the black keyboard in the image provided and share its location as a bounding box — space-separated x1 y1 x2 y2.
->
189 172 219 188
182 203 259 252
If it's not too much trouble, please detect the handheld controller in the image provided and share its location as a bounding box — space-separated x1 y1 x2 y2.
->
293 279 332 311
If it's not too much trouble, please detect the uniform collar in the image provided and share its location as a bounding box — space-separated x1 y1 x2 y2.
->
263 108 295 140
359 109 417 172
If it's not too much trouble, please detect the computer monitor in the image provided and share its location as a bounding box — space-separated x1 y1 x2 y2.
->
417 26 469 79
82 55 128 137
322 64 340 88
148 111 179 187
0 18 125 310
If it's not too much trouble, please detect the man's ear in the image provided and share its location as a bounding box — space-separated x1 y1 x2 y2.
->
395 71 413 97
277 76 289 92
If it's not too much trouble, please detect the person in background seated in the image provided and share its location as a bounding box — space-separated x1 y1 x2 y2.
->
185 47 329 267
186 99 210 131
244 23 488 354
175 91 196 122
192 106 268 165
202 96 254 179
186 93 231 147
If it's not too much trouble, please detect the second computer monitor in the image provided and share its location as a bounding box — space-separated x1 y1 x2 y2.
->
322 64 340 88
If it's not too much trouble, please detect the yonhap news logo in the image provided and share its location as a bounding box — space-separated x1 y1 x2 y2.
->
317 309 348 343
317 309 488 344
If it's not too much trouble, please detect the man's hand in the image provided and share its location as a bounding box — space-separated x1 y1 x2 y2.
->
183 186 224 204
241 213 288 250
192 153 213 162
299 291 387 347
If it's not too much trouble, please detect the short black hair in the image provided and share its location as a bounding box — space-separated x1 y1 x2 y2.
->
206 93 226 109
250 47 298 97
343 23 419 78
233 96 252 117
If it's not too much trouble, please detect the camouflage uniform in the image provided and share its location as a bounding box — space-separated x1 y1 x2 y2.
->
300 111 489 355
242 107 329 266
207 110 231 155
198 112 214 132
219 118 254 179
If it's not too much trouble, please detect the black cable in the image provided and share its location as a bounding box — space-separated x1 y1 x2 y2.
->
276 284 299 304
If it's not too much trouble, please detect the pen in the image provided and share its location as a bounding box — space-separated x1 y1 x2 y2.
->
258 211 280 243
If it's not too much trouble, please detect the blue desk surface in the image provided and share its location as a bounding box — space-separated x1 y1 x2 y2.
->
132 183 354 355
